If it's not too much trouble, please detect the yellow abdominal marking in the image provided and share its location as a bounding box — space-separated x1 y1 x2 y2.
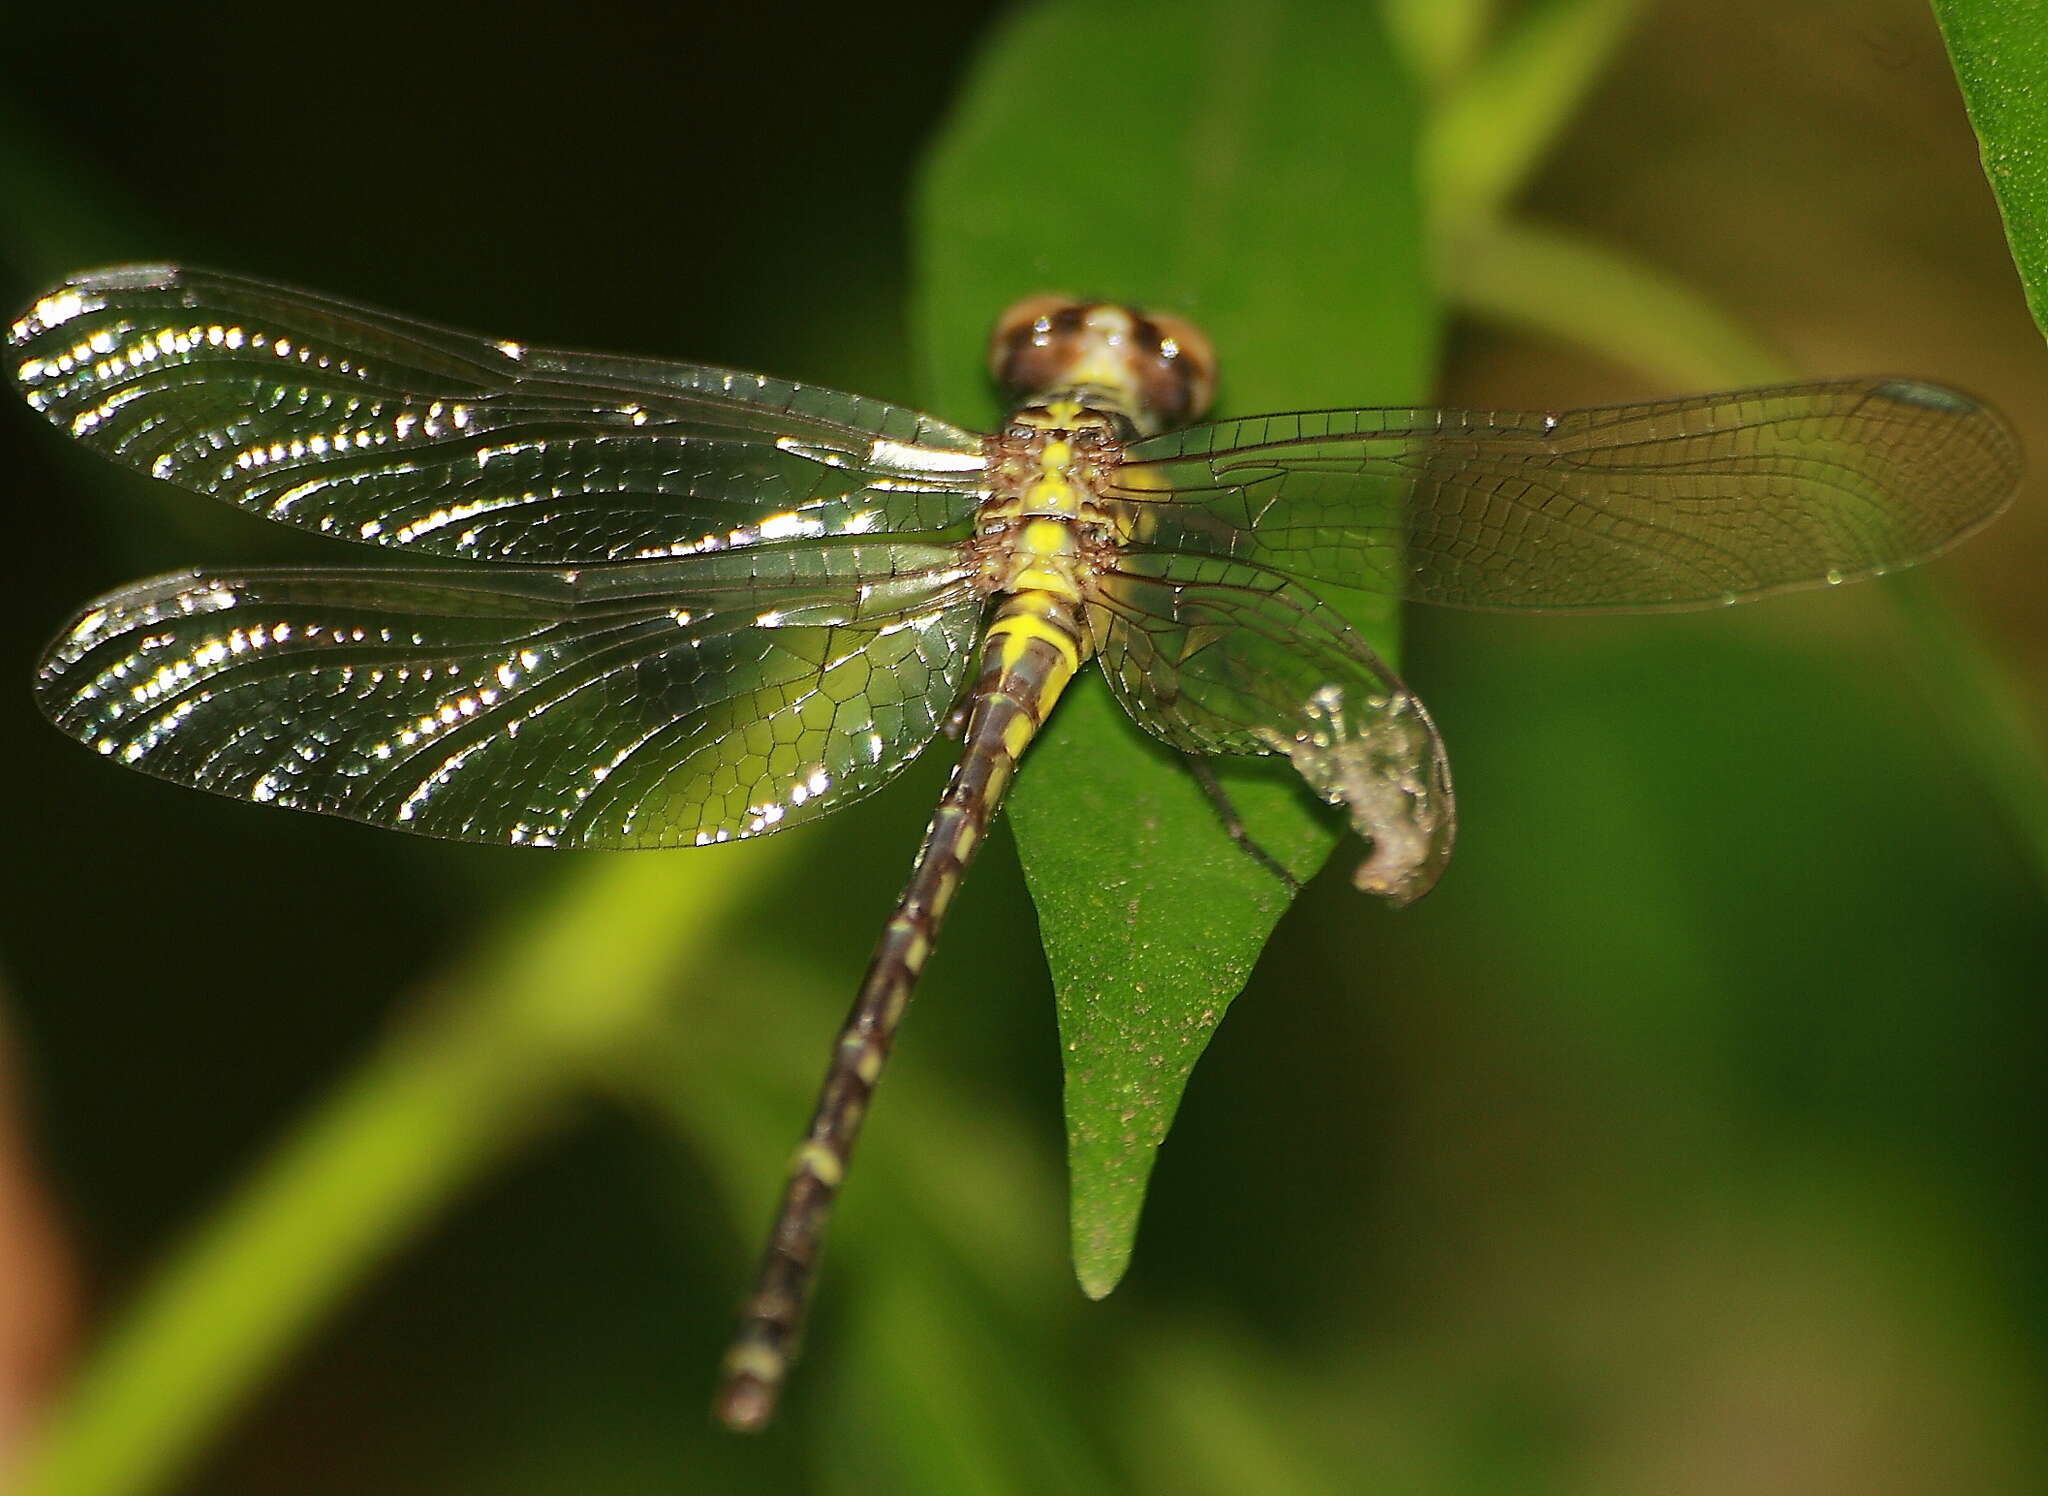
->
987 608 1082 676
1001 713 1034 760
723 1343 784 1380
984 754 1015 806
794 1141 844 1187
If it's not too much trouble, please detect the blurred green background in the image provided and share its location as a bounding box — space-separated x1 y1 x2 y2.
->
2 1 2045 1493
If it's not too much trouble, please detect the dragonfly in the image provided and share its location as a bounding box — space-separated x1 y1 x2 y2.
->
11 266 2020 1430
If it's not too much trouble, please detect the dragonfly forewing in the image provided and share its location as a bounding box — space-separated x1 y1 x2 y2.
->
12 265 990 564
38 550 984 848
1113 378 2020 611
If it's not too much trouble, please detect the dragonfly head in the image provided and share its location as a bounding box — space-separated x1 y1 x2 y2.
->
990 296 1215 436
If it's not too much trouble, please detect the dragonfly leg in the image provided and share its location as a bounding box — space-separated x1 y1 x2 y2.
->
1183 754 1302 896
939 683 975 740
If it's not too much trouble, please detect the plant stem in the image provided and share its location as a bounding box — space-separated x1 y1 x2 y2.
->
13 847 783 1496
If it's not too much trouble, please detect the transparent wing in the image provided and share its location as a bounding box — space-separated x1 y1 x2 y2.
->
1094 553 1454 905
1112 379 2020 611
37 546 985 848
11 265 990 563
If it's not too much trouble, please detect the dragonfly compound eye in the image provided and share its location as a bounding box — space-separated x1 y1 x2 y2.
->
1129 308 1215 429
988 294 1081 392
990 296 1216 433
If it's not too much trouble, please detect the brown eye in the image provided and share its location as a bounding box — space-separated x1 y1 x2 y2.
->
1135 308 1216 424
989 294 1078 384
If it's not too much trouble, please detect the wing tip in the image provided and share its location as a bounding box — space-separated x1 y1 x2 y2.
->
1866 376 1985 416
1866 376 2026 524
11 264 188 353
66 262 184 293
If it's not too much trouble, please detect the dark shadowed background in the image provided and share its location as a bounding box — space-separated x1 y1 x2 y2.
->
1 2 2044 1492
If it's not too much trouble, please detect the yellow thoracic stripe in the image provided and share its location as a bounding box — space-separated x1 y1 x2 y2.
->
1025 477 1073 511
1009 517 1077 593
1021 518 1069 553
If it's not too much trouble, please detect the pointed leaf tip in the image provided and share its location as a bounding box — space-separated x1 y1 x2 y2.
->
913 0 1437 1295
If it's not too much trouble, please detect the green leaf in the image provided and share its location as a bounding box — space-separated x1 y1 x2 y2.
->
912 0 1437 1296
1932 0 2048 343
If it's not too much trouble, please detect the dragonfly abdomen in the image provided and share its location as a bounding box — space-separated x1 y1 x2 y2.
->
715 587 1085 1429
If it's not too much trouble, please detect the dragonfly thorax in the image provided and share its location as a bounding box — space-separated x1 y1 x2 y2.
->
990 296 1215 436
976 418 1120 611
